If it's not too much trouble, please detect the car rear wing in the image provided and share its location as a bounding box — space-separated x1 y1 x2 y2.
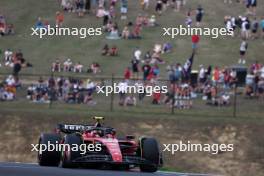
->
57 124 94 134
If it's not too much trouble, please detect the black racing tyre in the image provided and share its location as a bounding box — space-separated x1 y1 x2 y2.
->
38 133 61 166
61 134 83 168
139 138 160 172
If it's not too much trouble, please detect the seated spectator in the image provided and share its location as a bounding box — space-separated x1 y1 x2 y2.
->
43 20 49 29
85 79 96 93
104 21 114 32
109 45 118 56
52 59 61 72
210 86 218 105
4 75 16 86
257 78 264 100
130 24 142 39
102 44 109 56
106 26 120 40
89 62 101 74
144 51 151 63
219 92 230 106
63 58 73 71
0 84 16 101
151 52 164 64
6 24 14 35
148 15 158 27
244 85 254 98
27 78 50 103
181 84 192 109
84 92 96 106
73 62 83 73
61 0 74 12
162 43 173 53
121 26 130 39
124 95 136 106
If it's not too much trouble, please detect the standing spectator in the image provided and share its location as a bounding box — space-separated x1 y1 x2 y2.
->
174 63 182 82
152 90 161 104
85 0 91 13
155 0 163 15
120 0 128 20
241 17 250 39
142 63 151 81
185 8 193 27
56 11 64 27
124 67 131 80
261 16 264 39
175 0 182 12
76 0 85 17
251 17 259 39
4 49 13 66
246 0 257 15
134 48 142 61
0 15 6 36
198 65 207 85
191 35 200 52
131 58 139 79
239 40 248 64
212 66 220 84
195 5 204 26
141 0 150 10
162 0 169 12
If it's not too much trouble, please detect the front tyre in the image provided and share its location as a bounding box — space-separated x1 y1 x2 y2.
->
139 138 160 172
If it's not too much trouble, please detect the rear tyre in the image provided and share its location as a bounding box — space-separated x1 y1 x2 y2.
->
61 134 83 168
139 138 160 172
38 133 61 166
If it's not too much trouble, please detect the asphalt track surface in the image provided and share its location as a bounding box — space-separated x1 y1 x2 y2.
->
0 162 217 176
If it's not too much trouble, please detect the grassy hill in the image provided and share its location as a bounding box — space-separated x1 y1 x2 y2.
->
0 0 263 77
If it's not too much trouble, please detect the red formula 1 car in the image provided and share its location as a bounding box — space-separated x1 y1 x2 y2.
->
37 117 163 172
